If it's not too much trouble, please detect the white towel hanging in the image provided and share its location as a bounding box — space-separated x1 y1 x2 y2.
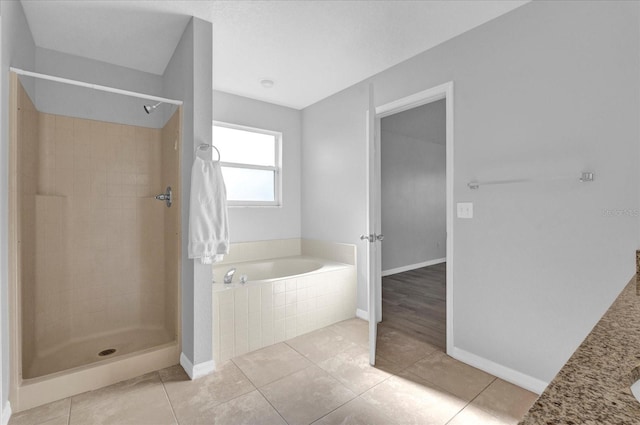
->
188 156 229 264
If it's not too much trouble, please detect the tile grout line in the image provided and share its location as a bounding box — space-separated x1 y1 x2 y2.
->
283 335 357 369
465 377 521 423
237 321 442 424
231 353 313 390
399 367 471 401
443 400 470 425
376 352 427 376
286 321 418 393
67 397 72 425
375 348 502 425
316 348 395 395
308 392 359 425
254 386 291 425
312 374 399 425
443 377 499 425
231 361 291 425
236 329 365 425
308 337 401 425
159 373 181 425
180 360 259 414
394 362 506 424
467 376 498 406
212 383 258 414
283 340 311 362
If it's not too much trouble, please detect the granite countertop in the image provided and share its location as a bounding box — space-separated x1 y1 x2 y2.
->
519 277 640 424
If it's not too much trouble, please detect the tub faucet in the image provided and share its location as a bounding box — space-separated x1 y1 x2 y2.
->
224 268 236 284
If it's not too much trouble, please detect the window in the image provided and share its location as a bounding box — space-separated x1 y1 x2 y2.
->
213 122 281 206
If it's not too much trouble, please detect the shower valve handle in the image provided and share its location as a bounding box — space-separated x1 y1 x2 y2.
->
155 186 172 207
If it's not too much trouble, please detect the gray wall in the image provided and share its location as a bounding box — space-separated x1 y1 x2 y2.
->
163 17 214 367
301 0 639 387
381 99 446 144
213 90 302 242
381 99 446 271
34 47 168 129
0 0 36 414
302 83 368 309
0 13 2 417
191 17 214 366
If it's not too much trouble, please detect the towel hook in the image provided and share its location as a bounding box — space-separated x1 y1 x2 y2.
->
195 143 221 161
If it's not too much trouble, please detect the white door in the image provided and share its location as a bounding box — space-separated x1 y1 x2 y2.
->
371 82 455 356
364 83 383 365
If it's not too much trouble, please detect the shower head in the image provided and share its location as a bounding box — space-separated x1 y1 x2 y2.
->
143 102 162 114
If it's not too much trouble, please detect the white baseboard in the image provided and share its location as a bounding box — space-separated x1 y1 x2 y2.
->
356 309 369 321
180 352 216 380
382 258 446 277
451 346 548 395
1 401 11 425
354 309 546 394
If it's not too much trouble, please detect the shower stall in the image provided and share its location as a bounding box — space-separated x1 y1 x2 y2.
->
9 70 182 409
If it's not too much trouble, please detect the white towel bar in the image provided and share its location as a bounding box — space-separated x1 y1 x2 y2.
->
468 172 594 189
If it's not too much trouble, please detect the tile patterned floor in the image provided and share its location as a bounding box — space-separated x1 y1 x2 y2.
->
9 319 538 425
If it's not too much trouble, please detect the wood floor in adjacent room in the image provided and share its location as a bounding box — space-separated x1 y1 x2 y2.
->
380 262 446 351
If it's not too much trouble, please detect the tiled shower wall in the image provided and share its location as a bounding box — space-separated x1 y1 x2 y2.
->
17 80 39 372
18 79 180 372
161 111 181 338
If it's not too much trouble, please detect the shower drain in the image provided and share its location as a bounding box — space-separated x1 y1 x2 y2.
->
98 348 117 357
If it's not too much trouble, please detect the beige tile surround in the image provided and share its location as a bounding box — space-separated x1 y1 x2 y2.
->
9 318 537 425
14 78 181 391
30 112 167 355
16 79 39 374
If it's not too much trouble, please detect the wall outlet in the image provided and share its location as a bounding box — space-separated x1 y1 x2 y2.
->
457 202 473 219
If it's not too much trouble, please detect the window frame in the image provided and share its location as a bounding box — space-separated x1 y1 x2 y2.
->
213 120 282 207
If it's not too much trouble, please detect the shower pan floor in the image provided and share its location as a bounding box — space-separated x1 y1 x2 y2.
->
24 327 175 380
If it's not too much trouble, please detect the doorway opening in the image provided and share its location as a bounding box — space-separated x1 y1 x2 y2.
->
367 82 453 364
379 99 447 350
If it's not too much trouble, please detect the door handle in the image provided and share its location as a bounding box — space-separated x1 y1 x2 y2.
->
360 234 384 243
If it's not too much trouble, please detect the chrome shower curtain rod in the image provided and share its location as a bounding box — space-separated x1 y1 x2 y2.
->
9 67 183 106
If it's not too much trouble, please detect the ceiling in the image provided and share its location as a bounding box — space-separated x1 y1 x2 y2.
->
20 0 529 110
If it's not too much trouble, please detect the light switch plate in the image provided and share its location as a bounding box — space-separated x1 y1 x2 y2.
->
457 202 473 219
